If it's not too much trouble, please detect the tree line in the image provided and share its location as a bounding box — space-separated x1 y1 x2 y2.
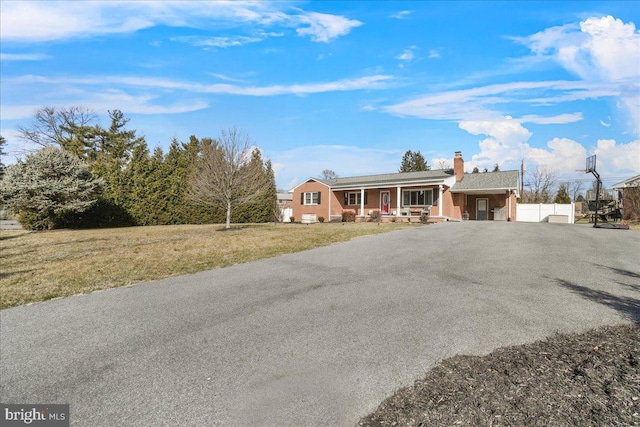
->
0 107 276 230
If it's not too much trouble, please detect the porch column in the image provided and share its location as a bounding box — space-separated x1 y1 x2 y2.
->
397 186 401 217
507 190 512 221
360 188 365 217
438 185 443 217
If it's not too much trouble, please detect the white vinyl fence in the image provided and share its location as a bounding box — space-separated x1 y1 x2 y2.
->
516 203 575 223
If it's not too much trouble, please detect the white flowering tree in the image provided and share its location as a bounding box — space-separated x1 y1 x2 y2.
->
0 147 103 230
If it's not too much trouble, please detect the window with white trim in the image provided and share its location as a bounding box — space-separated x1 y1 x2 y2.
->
402 189 433 207
344 191 368 206
302 191 321 205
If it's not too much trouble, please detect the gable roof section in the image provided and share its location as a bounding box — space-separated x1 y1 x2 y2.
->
288 177 332 193
316 169 454 190
611 174 640 189
450 170 519 193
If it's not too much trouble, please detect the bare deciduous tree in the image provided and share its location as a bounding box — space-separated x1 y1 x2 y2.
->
17 106 96 150
320 169 338 180
567 180 584 202
436 160 451 170
622 182 640 221
526 167 557 203
188 128 270 229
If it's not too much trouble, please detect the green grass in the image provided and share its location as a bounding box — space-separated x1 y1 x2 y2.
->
0 222 413 309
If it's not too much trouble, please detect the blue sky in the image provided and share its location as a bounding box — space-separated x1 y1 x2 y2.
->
1 1 639 189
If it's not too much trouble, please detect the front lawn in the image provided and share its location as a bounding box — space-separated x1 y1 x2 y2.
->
0 222 412 309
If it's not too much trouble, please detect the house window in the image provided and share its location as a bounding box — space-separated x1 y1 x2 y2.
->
402 189 433 206
345 191 368 206
302 191 321 205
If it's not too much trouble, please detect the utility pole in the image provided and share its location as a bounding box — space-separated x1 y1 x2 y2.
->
520 159 525 202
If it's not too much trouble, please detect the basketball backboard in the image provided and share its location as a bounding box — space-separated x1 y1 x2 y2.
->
586 155 596 173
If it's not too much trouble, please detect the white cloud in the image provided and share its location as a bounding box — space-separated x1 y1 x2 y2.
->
592 139 640 174
461 117 531 170
295 12 363 42
0 90 209 121
0 53 49 61
390 10 412 20
527 137 587 173
396 49 415 62
428 49 440 59
460 118 532 147
173 31 283 48
6 74 393 102
513 15 639 132
518 16 640 83
519 113 583 125
600 116 611 127
458 117 589 174
0 2 361 43
384 80 628 123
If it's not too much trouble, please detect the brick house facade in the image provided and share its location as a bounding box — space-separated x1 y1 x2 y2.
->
290 152 519 222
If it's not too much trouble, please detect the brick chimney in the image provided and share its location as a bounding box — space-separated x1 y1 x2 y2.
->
453 151 464 182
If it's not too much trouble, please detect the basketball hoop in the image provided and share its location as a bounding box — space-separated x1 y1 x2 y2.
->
585 155 596 173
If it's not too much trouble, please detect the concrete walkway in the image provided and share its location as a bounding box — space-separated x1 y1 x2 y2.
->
1 222 638 426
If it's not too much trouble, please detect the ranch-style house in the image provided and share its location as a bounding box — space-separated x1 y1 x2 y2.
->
290 151 520 222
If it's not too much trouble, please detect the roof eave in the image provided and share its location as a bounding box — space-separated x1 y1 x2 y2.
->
330 177 450 190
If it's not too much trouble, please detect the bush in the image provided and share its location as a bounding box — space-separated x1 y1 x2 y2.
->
342 210 356 222
420 211 430 224
318 216 325 223
289 216 295 223
369 210 381 222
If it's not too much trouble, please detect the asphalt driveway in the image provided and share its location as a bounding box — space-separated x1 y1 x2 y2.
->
1 222 639 426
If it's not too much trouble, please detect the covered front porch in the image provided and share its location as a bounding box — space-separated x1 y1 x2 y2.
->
328 185 457 222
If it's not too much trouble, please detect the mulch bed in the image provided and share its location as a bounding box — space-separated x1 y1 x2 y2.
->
359 323 640 426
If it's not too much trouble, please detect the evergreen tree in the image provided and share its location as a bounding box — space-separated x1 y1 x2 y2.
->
123 141 152 224
472 167 480 174
493 164 500 172
554 184 571 204
0 136 6 178
0 147 103 230
399 150 429 172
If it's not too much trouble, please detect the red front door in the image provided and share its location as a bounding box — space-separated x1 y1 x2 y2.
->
380 191 390 214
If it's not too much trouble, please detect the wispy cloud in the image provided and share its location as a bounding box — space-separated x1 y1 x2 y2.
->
520 113 583 125
428 49 440 59
9 74 393 97
390 10 412 20
0 53 49 61
173 31 284 49
396 46 417 67
384 80 627 122
0 2 362 44
512 15 639 130
1 73 393 120
295 11 363 42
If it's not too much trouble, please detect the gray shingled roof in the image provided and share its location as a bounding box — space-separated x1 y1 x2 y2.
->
451 170 519 192
317 169 454 189
611 174 640 189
